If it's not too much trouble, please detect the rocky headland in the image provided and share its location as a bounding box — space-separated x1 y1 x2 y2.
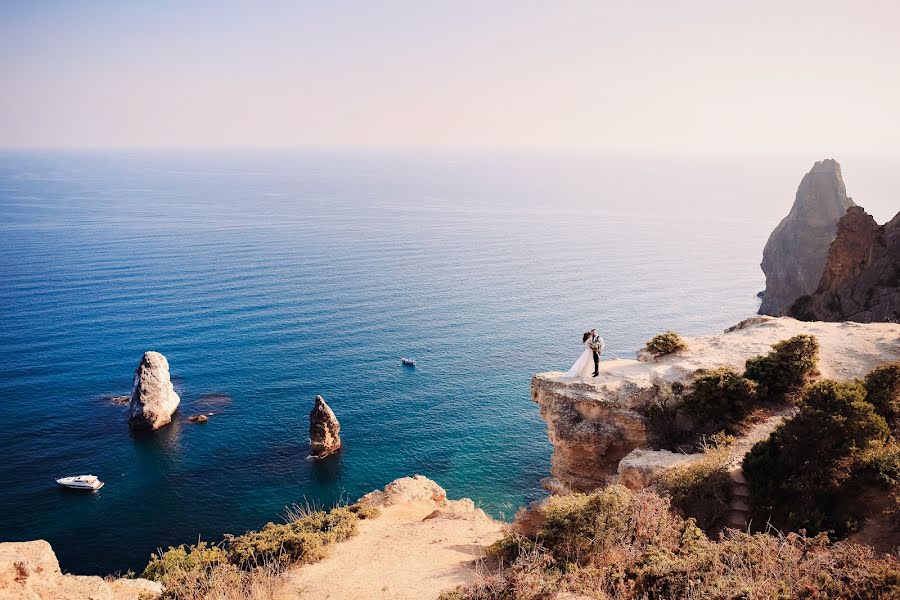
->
790 205 900 322
533 316 900 493
127 351 180 430
759 159 855 316
277 476 503 600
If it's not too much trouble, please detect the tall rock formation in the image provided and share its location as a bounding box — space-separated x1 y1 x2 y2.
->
790 206 900 322
128 351 181 430
759 159 855 315
309 395 341 458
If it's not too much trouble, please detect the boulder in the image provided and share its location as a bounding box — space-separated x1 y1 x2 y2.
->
187 414 208 423
357 475 446 507
0 540 161 599
127 351 180 430
759 159 855 315
790 206 900 323
309 395 341 458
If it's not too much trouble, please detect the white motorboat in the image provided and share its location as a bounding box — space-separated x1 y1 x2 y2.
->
401 358 416 366
56 475 104 491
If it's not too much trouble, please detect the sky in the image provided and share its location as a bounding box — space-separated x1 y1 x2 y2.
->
2 0 900 154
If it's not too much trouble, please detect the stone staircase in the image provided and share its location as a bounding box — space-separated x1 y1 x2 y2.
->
726 467 751 529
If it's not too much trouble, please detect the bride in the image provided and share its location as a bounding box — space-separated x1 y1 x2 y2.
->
562 330 600 378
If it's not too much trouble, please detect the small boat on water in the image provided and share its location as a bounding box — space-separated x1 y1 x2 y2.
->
401 358 417 366
56 475 104 491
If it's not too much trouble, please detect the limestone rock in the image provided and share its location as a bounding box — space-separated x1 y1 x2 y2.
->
617 448 699 489
0 540 161 600
759 159 855 315
309 395 341 458
790 206 900 323
187 414 208 423
535 317 900 492
127 351 180 430
357 475 447 507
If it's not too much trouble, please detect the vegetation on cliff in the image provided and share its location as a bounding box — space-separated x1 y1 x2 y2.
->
141 502 379 598
441 485 900 600
647 334 819 450
643 331 687 357
744 368 900 538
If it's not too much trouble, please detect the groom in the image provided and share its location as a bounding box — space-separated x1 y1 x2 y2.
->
589 328 605 377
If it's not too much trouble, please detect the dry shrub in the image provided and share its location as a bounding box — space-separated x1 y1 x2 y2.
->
142 501 379 597
657 448 732 534
441 486 900 600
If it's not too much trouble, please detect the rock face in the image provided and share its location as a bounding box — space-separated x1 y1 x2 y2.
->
534 317 900 492
759 159 855 315
790 206 900 323
0 540 161 599
309 395 341 458
127 351 180 430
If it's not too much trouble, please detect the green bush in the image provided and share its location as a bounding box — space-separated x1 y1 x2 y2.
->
141 541 228 582
141 502 379 594
644 331 687 357
682 368 758 434
744 334 819 402
743 379 890 534
864 362 900 430
658 449 733 534
226 505 359 566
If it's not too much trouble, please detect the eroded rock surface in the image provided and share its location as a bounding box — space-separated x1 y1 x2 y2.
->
791 206 900 322
0 540 161 599
309 395 341 458
128 351 180 430
535 317 900 492
759 159 855 315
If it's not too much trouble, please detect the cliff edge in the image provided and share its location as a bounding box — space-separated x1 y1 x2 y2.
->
534 317 900 492
277 476 503 600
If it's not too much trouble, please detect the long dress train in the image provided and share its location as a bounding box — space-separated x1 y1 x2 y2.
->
561 338 595 378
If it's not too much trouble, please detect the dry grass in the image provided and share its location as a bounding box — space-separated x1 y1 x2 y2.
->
441 486 900 600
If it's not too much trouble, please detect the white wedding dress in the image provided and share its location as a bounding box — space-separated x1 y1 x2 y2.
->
562 337 596 378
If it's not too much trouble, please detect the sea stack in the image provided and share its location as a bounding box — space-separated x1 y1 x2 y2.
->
128 351 181 430
759 159 855 315
309 395 341 458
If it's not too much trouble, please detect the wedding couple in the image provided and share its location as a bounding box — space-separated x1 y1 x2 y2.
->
562 328 605 378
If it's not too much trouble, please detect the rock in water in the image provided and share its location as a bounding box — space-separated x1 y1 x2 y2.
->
790 206 900 322
759 159 855 315
309 395 341 458
128 351 181 430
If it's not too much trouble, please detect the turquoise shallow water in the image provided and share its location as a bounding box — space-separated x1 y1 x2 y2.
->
0 150 770 575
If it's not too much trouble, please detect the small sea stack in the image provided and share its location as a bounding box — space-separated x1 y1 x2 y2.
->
128 351 181 430
309 395 341 458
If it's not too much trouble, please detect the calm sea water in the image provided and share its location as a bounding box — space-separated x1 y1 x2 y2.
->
1 149 871 575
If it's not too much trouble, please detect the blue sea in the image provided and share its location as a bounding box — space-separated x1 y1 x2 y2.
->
2 149 881 575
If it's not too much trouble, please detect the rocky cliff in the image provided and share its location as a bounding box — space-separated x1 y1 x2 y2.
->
533 317 900 492
0 540 161 599
759 159 855 315
790 206 900 322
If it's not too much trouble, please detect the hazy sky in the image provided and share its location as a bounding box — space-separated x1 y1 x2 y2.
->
2 1 899 153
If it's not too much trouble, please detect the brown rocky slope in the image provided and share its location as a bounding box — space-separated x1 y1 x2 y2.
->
790 205 900 323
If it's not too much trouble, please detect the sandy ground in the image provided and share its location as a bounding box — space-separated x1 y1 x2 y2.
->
276 477 504 600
